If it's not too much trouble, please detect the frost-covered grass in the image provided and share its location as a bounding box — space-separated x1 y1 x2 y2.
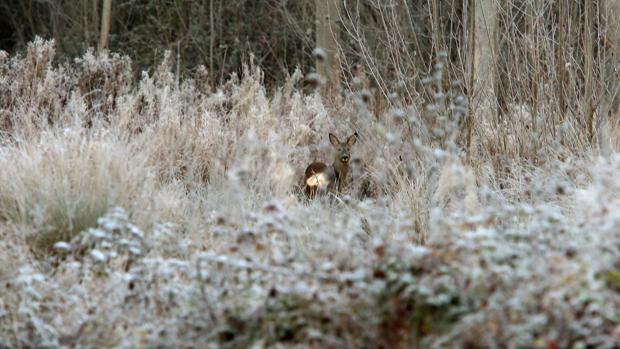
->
1 38 620 348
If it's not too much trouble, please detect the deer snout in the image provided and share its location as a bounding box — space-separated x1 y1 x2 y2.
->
340 155 350 163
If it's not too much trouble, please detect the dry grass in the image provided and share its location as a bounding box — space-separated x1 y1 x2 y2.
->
1 39 620 348
0 129 150 255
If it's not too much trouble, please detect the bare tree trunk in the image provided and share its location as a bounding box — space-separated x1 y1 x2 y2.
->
93 0 100 43
472 0 497 116
50 1 61 54
429 0 442 56
583 0 595 143
606 0 620 117
209 0 215 82
315 0 340 94
528 0 541 135
98 0 112 51
466 0 498 156
557 0 569 118
464 0 474 154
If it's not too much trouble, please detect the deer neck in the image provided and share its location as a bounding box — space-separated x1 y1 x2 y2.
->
332 160 349 189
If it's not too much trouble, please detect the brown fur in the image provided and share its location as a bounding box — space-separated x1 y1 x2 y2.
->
304 133 357 198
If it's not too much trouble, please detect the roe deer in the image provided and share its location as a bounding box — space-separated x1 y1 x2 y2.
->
304 132 357 197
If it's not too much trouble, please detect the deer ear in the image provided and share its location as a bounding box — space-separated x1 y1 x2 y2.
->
329 133 340 146
346 133 357 146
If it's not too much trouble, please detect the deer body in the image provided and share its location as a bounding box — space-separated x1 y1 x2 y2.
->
304 133 357 197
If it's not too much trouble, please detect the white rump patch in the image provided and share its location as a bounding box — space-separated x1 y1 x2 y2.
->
306 173 330 189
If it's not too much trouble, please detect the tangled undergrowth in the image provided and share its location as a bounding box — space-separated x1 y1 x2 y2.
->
1 39 620 348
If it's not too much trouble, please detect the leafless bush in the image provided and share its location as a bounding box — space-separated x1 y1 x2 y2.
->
0 35 620 348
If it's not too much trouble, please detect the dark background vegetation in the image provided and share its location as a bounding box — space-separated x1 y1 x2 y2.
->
0 1 317 85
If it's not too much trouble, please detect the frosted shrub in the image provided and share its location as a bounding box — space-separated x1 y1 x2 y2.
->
0 130 151 254
56 207 147 274
1 39 620 348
